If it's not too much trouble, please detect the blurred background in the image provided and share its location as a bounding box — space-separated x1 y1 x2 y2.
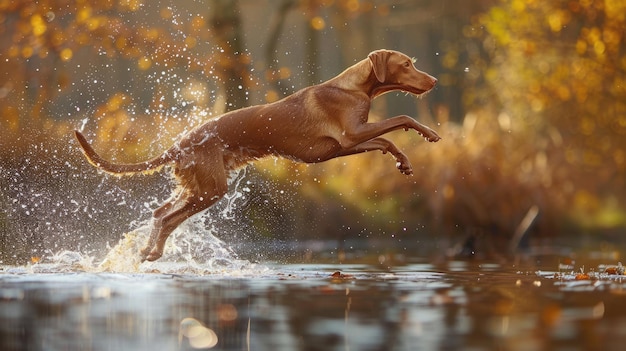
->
1 0 625 265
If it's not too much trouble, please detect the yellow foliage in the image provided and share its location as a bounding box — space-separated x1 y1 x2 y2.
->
77 7 92 23
137 56 151 70
30 14 46 36
1 0 624 238
472 0 626 230
60 48 73 61
310 16 325 30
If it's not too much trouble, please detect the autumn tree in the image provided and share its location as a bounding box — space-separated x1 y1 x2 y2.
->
0 1 252 154
467 0 626 228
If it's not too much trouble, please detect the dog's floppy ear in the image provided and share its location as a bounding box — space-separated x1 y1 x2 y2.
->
368 50 390 83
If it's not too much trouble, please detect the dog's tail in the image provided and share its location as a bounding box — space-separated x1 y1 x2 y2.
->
74 130 176 175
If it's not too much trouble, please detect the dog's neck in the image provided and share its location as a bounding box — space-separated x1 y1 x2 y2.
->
328 58 387 99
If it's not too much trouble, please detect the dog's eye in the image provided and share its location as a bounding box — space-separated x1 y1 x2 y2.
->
404 61 411 67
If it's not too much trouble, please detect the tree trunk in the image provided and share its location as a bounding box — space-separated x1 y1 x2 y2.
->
209 0 249 111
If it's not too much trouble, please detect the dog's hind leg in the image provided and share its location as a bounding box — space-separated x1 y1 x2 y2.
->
142 151 229 261
143 196 209 261
140 198 176 260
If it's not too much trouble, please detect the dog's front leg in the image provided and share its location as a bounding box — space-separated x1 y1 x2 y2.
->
404 117 441 142
379 115 441 142
333 137 413 175
343 115 441 147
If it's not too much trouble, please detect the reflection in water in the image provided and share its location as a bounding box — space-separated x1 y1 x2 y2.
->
1 261 626 351
179 318 219 349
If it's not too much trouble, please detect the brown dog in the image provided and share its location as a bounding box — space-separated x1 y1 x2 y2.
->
75 49 441 261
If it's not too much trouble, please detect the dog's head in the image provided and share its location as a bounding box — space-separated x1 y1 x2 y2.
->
368 49 437 96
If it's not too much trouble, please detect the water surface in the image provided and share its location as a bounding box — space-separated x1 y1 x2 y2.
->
2 252 625 351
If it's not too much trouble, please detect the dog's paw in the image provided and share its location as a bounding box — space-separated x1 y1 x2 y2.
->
139 247 151 261
139 247 163 262
396 158 413 175
419 128 441 142
144 250 163 262
427 135 441 142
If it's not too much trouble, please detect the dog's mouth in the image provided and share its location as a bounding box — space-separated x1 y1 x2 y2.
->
405 86 433 97
420 86 435 97
401 80 436 97
373 82 435 99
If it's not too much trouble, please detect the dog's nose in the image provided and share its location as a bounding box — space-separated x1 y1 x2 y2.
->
428 76 437 88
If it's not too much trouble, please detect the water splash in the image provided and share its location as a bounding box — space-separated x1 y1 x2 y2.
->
97 169 265 274
19 211 267 276
0 4 261 270
1 165 272 276
94 211 260 275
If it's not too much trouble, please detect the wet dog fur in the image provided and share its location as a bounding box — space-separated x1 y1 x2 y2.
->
74 49 440 261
